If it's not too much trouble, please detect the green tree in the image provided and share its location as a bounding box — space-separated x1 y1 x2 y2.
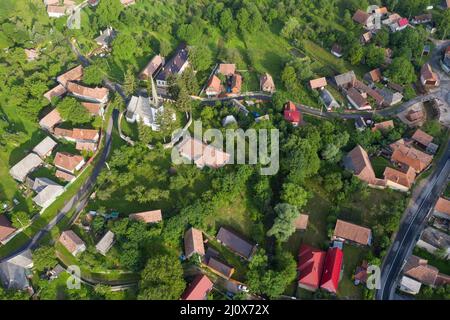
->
280 183 309 208
83 65 104 86
365 45 385 68
386 56 416 84
219 9 234 34
11 211 30 229
138 254 186 300
188 46 212 72
348 44 364 65
267 203 300 242
56 97 91 124
33 246 57 272
123 68 137 97
97 0 123 27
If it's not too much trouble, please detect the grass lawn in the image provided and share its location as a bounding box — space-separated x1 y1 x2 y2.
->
371 156 391 178
338 245 367 299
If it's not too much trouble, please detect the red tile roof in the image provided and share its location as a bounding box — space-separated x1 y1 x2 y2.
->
129 210 162 224
371 120 394 132
333 219 372 245
353 10 370 24
181 274 213 300
139 55 164 80
298 244 326 291
218 64 236 76
0 215 16 243
54 152 84 172
383 166 416 189
391 143 433 173
411 129 433 147
72 128 99 141
294 214 309 230
44 84 67 102
320 247 343 293
39 109 62 129
59 230 85 254
284 101 301 124
309 77 327 89
435 197 450 216
82 102 102 115
57 65 83 87
205 75 222 94
184 227 205 258
66 82 109 102
398 18 409 27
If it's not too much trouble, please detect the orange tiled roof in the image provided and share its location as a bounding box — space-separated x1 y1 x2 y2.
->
57 65 83 87
435 197 450 216
129 210 162 224
54 152 84 172
333 219 371 245
411 129 433 147
309 77 327 89
383 166 416 189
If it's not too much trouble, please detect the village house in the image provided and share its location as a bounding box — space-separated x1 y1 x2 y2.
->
24 48 39 62
390 140 433 173
218 63 236 76
66 82 109 104
352 9 376 30
56 170 75 182
184 227 205 259
320 247 344 294
230 74 242 94
433 197 450 220
360 31 373 45
320 89 340 111
82 102 104 116
0 215 16 245
59 230 86 256
54 152 85 174
76 141 96 154
156 43 189 90
0 250 33 291
176 136 230 169
44 84 67 102
363 69 382 84
403 255 440 287
387 82 404 93
73 128 99 143
354 260 369 285
32 177 64 208
39 109 62 131
330 43 343 58
129 210 162 224
95 27 116 50
406 109 425 123
46 5 68 18
95 230 115 256
371 120 394 133
399 276 422 295
378 87 403 107
416 227 450 259
9 153 43 182
181 274 214 300
54 127 75 141
383 166 416 192
333 219 372 246
297 244 326 291
334 71 356 89
309 77 327 90
260 73 275 93
205 75 223 97
32 136 57 159
57 65 84 87
344 145 385 187
354 80 384 107
139 55 165 80
411 13 432 25
389 17 408 32
347 87 372 110
420 63 440 87
293 214 309 231
206 256 235 280
120 0 136 6
411 129 434 150
382 13 401 26
222 115 237 127
216 227 257 260
283 101 302 126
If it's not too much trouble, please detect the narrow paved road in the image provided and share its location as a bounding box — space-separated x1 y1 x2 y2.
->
376 139 450 300
0 109 117 263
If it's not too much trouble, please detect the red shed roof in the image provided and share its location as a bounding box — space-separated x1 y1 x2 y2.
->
284 101 301 124
181 274 213 300
298 244 326 290
320 247 343 293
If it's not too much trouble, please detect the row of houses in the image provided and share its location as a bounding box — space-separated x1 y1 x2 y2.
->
352 7 409 33
345 128 437 192
59 209 163 256
181 226 257 299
